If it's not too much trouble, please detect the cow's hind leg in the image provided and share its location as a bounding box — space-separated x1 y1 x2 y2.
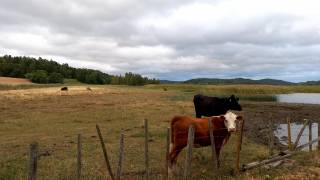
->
168 146 183 177
169 146 182 168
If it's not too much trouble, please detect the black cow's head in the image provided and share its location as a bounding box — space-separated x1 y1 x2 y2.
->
227 95 242 111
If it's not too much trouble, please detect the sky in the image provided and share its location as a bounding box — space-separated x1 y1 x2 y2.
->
1 0 320 82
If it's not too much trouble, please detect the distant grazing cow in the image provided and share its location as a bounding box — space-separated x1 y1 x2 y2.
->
193 94 242 118
61 87 68 91
169 111 242 168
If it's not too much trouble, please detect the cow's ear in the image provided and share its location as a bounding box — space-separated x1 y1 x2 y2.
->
236 116 243 120
220 115 225 120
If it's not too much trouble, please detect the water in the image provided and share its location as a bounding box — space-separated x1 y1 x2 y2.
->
277 93 320 104
274 122 319 151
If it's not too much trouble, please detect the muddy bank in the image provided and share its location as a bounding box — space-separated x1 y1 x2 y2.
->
241 101 320 149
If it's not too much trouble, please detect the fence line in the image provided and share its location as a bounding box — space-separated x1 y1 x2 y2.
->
24 118 320 179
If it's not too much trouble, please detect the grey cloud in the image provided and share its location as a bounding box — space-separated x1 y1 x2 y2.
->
0 0 319 82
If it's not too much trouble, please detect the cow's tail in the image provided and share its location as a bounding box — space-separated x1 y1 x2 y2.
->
170 116 180 152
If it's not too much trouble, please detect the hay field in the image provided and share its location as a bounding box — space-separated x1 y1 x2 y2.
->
0 85 319 179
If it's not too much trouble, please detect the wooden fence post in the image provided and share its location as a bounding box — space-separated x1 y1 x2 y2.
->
293 119 310 149
144 119 149 180
165 127 170 180
269 118 274 156
309 121 312 152
116 133 124 180
96 124 115 180
318 122 320 151
28 142 38 180
77 134 82 180
287 117 292 151
208 119 218 170
236 119 244 175
183 125 194 180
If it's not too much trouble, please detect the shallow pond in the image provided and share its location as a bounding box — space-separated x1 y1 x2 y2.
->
274 122 319 151
276 93 320 105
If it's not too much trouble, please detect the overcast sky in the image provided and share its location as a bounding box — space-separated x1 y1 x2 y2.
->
1 0 320 82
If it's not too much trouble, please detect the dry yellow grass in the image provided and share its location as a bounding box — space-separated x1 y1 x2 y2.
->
0 85 318 179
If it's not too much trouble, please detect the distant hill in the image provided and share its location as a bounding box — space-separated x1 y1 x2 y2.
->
183 78 295 85
300 80 320 85
159 80 182 84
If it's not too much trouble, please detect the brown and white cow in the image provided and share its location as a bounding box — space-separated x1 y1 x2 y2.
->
169 111 242 168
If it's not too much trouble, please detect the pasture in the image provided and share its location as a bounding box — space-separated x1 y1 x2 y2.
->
0 84 320 179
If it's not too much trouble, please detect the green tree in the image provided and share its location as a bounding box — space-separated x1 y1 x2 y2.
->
48 72 64 83
25 70 48 83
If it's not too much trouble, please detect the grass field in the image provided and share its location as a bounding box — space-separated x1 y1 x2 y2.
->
0 84 319 179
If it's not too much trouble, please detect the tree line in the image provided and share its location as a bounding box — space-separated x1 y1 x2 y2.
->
0 55 159 85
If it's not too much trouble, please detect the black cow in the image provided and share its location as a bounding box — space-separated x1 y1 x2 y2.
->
193 94 242 118
61 87 68 91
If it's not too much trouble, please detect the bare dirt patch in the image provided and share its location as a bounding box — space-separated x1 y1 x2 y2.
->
0 77 32 85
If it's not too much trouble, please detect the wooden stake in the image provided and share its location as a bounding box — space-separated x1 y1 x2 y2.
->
236 119 244 175
318 122 320 150
96 124 115 180
77 134 82 180
183 125 194 180
28 142 38 180
208 119 218 169
165 127 170 180
287 117 292 151
309 121 312 152
293 119 310 149
144 119 149 180
269 118 274 156
116 133 124 180
240 116 245 151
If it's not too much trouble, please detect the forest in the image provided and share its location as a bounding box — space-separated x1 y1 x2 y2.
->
0 55 159 85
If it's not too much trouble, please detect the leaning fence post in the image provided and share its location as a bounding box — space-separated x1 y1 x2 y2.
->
165 127 170 180
144 119 149 180
96 124 115 180
116 133 124 180
293 119 310 149
183 125 194 180
236 118 244 175
77 134 82 180
309 121 312 152
287 117 292 151
28 142 38 180
268 118 274 156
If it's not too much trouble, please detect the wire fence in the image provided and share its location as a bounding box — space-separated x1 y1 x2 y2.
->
25 117 319 180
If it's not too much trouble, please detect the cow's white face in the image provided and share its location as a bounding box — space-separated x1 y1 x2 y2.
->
221 111 242 132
